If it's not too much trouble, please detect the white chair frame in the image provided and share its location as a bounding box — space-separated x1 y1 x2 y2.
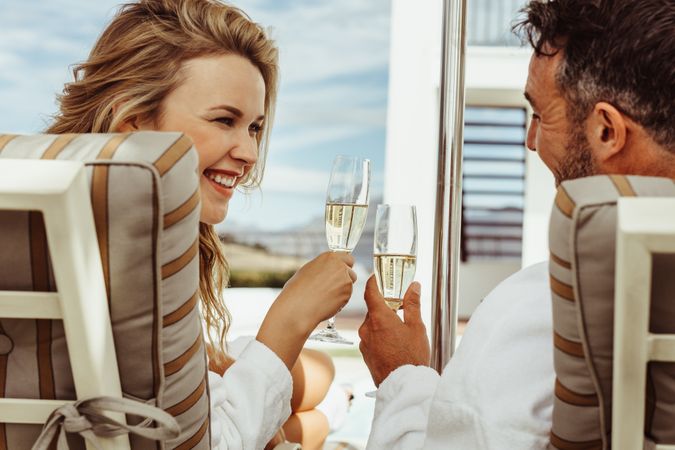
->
613 197 675 450
0 159 130 449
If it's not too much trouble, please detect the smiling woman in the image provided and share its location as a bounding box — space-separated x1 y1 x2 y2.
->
119 54 266 224
44 0 356 449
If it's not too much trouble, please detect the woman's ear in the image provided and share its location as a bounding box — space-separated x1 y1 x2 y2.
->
116 117 140 132
111 102 151 132
586 102 627 166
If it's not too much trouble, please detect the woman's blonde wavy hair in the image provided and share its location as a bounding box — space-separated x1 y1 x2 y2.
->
47 0 279 352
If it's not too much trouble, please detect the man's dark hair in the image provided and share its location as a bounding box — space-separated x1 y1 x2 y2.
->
514 0 674 151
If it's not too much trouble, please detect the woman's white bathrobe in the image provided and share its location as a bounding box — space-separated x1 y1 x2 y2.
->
367 262 556 449
208 337 292 450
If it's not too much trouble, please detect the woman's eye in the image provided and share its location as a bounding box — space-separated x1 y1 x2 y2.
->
249 123 262 134
214 117 234 126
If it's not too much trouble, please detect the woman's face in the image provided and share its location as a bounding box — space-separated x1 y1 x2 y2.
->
151 54 265 224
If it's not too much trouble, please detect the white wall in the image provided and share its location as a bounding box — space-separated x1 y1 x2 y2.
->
385 0 556 325
458 260 521 317
383 0 443 327
522 138 557 267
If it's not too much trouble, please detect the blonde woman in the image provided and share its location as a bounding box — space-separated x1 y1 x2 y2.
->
48 0 354 448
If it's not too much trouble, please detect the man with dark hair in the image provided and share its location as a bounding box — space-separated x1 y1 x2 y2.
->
519 0 674 185
360 0 675 448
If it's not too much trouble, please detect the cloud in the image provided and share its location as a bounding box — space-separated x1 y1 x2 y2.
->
276 81 388 126
269 124 372 155
247 162 384 197
0 0 121 132
238 0 391 85
234 0 392 157
258 165 329 194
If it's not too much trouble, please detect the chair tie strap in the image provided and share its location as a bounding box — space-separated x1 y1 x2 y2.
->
32 396 180 450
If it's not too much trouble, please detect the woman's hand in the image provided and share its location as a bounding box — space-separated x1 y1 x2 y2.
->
276 251 356 332
256 251 356 369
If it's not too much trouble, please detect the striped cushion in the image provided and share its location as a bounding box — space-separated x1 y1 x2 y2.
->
0 133 209 449
548 174 675 449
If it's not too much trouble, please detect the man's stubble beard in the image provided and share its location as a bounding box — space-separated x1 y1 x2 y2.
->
555 122 597 186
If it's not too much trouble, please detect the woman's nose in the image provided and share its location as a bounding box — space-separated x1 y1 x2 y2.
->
230 130 259 165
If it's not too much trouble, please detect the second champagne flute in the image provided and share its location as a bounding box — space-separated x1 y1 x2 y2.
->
309 155 370 344
373 204 417 311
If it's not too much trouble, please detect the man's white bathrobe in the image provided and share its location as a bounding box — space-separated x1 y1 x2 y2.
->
367 262 555 449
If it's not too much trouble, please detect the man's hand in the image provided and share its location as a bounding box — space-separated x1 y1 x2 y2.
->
358 276 431 386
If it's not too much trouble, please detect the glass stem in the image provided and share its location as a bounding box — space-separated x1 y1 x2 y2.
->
326 316 336 330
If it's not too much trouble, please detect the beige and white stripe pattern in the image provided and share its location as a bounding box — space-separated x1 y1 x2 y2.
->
0 132 209 449
548 175 675 450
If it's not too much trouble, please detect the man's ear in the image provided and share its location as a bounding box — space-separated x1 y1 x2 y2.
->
586 102 627 165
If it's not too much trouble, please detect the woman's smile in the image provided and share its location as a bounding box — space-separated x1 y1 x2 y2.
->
204 168 240 198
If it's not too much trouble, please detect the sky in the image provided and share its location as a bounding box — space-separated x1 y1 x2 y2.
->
0 0 391 232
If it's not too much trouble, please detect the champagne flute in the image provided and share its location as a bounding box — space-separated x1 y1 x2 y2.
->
309 155 370 345
373 204 417 311
366 204 417 397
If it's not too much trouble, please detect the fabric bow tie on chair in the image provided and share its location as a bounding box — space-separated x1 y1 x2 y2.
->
32 396 180 450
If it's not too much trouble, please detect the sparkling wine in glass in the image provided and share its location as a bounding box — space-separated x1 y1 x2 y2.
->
373 204 417 310
309 155 370 345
